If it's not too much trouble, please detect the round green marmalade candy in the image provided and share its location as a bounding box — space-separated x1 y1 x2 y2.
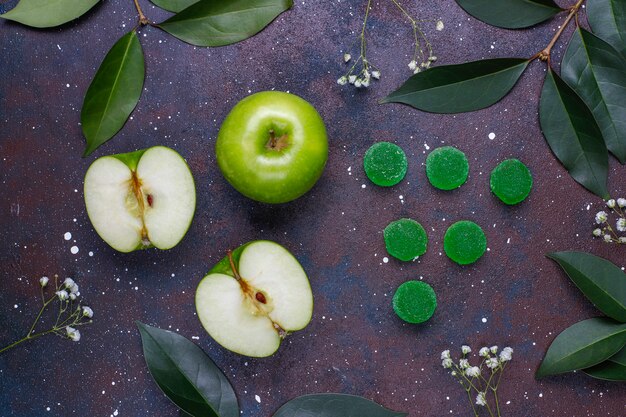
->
384 218 428 261
425 146 469 190
363 142 408 187
444 221 486 265
393 281 437 324
490 159 532 205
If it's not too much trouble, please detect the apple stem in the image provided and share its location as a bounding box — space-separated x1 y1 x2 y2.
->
268 129 277 149
227 250 242 281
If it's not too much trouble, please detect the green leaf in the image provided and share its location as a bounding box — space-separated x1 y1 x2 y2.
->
562 28 626 164
150 0 198 13
81 31 145 157
538 69 609 198
587 0 626 57
536 318 626 378
136 322 239 417
454 0 562 29
159 0 293 47
272 394 407 417
381 58 529 113
584 346 626 381
548 251 626 322
0 0 99 28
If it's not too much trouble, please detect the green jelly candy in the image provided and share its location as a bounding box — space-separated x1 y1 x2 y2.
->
363 142 408 187
393 280 437 324
490 159 532 205
384 218 428 261
425 146 469 190
444 221 486 265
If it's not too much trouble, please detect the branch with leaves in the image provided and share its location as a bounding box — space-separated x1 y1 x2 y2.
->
382 0 626 200
0 0 294 156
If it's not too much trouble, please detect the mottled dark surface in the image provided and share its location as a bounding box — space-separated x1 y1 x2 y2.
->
1 0 625 416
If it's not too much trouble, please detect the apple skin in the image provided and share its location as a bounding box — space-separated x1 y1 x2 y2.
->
216 91 328 204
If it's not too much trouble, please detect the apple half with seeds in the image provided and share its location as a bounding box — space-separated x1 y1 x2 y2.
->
84 146 196 253
196 240 313 357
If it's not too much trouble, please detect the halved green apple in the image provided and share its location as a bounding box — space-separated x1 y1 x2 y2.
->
84 146 196 253
196 240 313 357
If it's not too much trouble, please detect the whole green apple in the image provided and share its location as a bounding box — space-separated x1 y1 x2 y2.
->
216 91 328 204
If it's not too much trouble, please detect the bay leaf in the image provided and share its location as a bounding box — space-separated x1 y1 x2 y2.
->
584 346 626 381
150 0 199 13
548 251 626 322
159 0 293 47
0 0 99 28
562 28 626 163
137 322 239 417
81 31 145 156
381 58 529 113
538 69 609 199
455 0 562 29
536 318 626 378
587 0 626 57
272 394 407 417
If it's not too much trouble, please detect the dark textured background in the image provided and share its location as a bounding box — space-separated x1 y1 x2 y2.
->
1 0 625 416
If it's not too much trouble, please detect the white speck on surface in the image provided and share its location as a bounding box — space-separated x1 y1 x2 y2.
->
361 184 366 189
488 132 496 140
482 317 487 323
65 83 70 88
70 246 79 254
46 407 50 412
113 410 119 417
424 143 430 150
14 304 18 309
88 251 94 257
64 232 72 240
255 395 261 403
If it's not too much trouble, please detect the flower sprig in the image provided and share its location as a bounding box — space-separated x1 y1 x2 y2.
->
0 275 94 354
592 198 626 244
337 0 442 88
442 345 513 417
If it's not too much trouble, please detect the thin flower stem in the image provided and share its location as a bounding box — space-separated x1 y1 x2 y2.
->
360 0 372 64
466 389 479 417
532 0 585 64
27 296 55 337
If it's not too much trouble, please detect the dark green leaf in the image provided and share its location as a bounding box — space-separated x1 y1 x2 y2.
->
81 31 145 157
584 346 626 381
136 322 239 417
159 0 293 47
539 69 609 198
0 0 99 28
455 0 562 29
587 0 626 57
548 251 626 322
381 58 528 113
536 318 626 378
150 0 198 13
562 28 626 163
272 394 407 417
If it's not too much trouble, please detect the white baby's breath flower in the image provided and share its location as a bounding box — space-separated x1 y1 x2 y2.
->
408 60 417 70
63 278 75 288
436 20 444 31
459 359 469 369
362 78 370 87
343 53 351 63
441 350 451 360
466 366 481 377
596 211 608 224
616 218 626 232
451 371 457 376
486 357 499 369
40 276 49 287
490 345 498 354
66 326 80 342
593 228 603 237
354 79 363 88
429 55 437 62
475 392 486 406
461 345 471 355
337 76 348 86
479 347 490 357
372 70 381 79
82 306 94 318
618 198 626 208
348 75 357 84
619 237 626 243
607 199 616 208
69 283 79 294
442 358 453 369
56 290 69 301
500 349 513 362
604 234 613 243
69 293 77 301
413 67 421 74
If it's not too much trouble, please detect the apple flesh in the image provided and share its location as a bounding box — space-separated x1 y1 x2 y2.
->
216 91 328 204
195 240 313 357
84 146 196 252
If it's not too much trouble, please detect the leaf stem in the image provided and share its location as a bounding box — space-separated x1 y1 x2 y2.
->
133 0 149 26
533 0 585 64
